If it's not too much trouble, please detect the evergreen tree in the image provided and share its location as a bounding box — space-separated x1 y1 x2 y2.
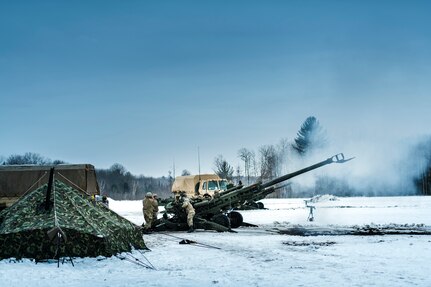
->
213 155 234 180
292 116 327 156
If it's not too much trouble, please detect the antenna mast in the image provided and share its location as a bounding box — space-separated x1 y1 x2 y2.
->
173 158 176 179
198 146 201 180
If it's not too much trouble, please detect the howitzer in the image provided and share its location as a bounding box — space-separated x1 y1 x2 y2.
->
155 153 353 232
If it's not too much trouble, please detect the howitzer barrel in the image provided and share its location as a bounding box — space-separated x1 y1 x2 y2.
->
171 154 352 217
261 153 351 189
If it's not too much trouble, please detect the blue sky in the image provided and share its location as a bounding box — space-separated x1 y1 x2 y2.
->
1 1 431 177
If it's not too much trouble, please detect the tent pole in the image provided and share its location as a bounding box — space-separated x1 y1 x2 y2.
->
45 167 55 210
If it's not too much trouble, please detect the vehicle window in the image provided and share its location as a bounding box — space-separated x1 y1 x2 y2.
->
202 181 207 191
219 180 228 190
208 180 218 190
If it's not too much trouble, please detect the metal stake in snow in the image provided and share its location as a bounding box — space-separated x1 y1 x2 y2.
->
304 200 316 222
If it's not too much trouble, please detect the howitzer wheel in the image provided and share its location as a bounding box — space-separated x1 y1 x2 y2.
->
210 214 231 228
228 211 243 228
257 202 264 209
249 202 259 208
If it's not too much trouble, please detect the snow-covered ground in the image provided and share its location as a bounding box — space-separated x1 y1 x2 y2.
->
1 196 431 287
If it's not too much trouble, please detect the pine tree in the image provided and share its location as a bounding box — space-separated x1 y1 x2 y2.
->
213 155 234 180
292 116 327 156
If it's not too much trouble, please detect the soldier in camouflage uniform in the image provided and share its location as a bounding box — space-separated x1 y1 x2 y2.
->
181 195 195 233
142 192 154 231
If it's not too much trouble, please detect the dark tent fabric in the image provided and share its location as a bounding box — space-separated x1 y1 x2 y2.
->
0 179 146 260
0 164 100 210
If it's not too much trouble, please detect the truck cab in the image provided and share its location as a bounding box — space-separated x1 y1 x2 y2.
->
171 174 229 198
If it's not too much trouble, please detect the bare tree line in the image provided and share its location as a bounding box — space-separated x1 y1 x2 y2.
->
1 152 66 166
0 153 173 200
96 163 172 200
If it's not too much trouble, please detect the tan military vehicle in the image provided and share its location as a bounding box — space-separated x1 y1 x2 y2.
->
171 174 229 198
0 164 100 211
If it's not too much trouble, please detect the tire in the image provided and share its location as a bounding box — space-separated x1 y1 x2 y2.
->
228 211 243 228
257 202 264 209
249 201 259 208
210 214 231 228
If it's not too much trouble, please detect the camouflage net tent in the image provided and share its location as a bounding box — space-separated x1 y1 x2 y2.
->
0 178 147 260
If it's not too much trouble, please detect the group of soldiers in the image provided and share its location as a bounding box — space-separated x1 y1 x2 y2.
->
142 192 196 233
91 194 110 208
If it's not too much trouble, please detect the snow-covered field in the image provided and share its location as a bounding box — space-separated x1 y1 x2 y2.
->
1 196 431 287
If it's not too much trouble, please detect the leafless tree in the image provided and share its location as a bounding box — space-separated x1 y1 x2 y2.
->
5 152 50 165
131 180 139 198
259 145 277 181
251 152 258 178
235 164 242 185
276 138 290 175
98 178 107 194
109 163 128 176
238 148 254 184
181 169 191 176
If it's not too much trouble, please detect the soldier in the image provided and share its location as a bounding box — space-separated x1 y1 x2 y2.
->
101 195 109 208
181 195 195 233
142 192 154 232
152 194 159 226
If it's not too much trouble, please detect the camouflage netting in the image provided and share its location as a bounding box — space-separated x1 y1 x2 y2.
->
0 180 147 260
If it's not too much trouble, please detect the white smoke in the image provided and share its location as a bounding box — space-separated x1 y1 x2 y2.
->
279 135 431 196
